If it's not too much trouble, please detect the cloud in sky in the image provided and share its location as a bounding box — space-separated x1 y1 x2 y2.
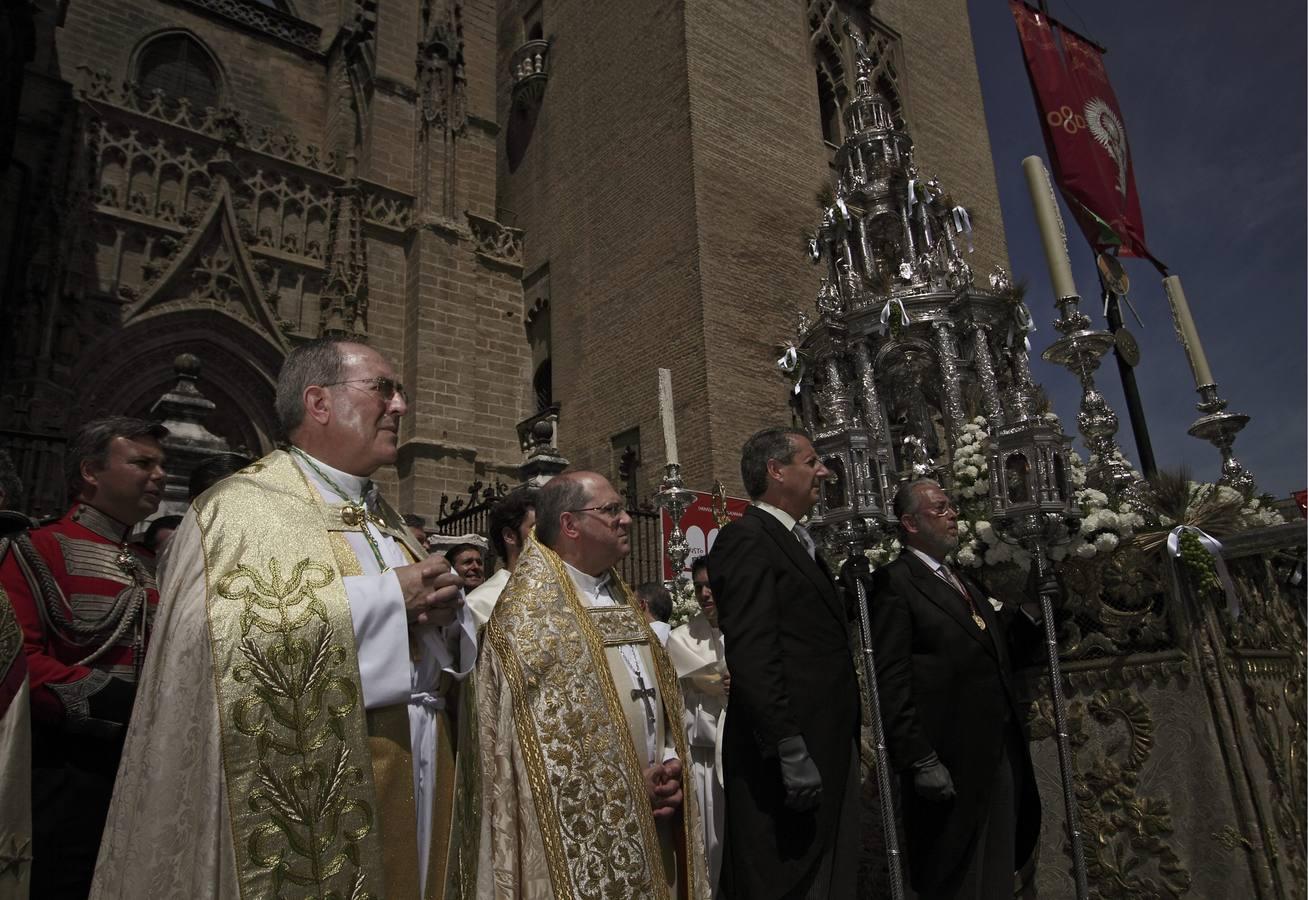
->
966 0 1306 496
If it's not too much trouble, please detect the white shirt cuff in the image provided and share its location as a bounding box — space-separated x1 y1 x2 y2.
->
413 601 477 690
345 571 411 709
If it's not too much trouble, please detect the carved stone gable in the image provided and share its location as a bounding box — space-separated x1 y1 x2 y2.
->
126 182 289 351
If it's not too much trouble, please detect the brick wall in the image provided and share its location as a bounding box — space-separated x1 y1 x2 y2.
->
497 0 1009 501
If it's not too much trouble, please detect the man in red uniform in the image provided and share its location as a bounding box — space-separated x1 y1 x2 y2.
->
0 416 167 899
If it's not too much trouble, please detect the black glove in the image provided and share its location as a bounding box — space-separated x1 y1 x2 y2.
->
86 675 137 728
840 552 871 583
911 752 955 802
840 554 873 618
777 735 822 812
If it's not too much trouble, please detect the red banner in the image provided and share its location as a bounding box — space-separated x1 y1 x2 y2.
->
659 491 748 581
1010 1 1163 268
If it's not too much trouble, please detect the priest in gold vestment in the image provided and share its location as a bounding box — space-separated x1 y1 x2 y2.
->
474 472 708 899
91 338 479 899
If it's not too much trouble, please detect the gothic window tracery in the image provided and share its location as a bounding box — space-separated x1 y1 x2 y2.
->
806 2 908 139
136 33 223 113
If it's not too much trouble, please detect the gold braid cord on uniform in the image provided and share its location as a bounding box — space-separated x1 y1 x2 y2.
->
193 450 408 899
483 535 707 900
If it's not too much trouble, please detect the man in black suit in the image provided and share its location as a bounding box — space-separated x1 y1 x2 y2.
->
708 426 860 899
869 478 1041 899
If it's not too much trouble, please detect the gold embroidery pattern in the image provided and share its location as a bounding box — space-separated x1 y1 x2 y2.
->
197 450 387 900
443 675 483 900
0 585 21 685
486 539 661 899
216 559 374 898
587 604 651 646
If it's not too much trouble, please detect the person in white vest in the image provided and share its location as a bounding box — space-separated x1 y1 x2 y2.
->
465 486 535 628
666 555 729 896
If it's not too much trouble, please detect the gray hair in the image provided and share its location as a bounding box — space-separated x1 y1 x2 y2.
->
274 337 351 436
66 417 169 500
893 478 942 532
739 426 810 499
534 473 590 549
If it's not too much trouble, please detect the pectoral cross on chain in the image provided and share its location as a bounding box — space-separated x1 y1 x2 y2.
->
630 671 658 734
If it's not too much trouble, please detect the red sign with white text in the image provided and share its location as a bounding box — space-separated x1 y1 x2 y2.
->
660 491 749 581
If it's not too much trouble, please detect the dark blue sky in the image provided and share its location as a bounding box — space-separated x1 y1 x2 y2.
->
966 1 1306 496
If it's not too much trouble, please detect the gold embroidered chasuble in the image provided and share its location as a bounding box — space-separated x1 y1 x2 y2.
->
87 450 479 900
475 537 708 900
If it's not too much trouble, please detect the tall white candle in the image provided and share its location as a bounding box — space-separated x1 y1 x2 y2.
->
1022 155 1078 300
657 368 679 466
1163 275 1214 387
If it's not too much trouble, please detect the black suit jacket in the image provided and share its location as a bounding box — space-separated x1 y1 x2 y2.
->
708 506 860 899
869 551 1041 893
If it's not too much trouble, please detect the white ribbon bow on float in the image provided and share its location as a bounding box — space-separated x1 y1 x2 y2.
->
1007 302 1037 352
835 195 852 225
776 344 803 395
951 206 974 253
1166 525 1241 619
878 298 912 336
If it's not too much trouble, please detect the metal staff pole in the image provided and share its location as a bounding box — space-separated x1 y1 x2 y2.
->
850 571 906 900
1031 545 1090 899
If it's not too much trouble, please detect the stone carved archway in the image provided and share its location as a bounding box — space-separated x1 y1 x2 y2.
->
74 309 284 457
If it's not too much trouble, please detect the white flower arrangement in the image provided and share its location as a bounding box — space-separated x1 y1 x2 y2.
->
945 417 1140 569
864 535 903 569
952 417 992 500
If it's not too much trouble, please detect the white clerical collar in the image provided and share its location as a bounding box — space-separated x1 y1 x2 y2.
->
752 500 798 532
562 560 611 596
906 545 946 573
291 448 371 502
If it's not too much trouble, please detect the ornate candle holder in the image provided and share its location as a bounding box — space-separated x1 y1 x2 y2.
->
1188 382 1256 497
988 412 1090 900
1042 292 1148 513
655 462 697 602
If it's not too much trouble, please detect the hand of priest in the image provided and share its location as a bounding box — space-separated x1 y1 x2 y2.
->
645 759 684 820
911 752 956 802
396 557 464 627
777 735 822 812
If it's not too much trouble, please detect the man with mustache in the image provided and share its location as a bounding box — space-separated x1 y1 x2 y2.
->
869 478 1041 899
0 416 167 898
91 338 477 899
475 470 709 898
708 426 860 899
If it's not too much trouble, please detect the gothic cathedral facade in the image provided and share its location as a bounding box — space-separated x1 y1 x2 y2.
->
1 0 1006 520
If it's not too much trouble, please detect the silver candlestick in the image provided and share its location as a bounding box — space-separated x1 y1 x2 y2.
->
1042 292 1148 513
1187 382 1256 497
655 463 697 603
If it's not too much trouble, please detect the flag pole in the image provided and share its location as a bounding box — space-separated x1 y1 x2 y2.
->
1099 271 1158 478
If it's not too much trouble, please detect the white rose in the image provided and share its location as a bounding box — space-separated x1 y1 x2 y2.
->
975 481 990 496
1075 542 1097 559
965 466 979 479
1094 533 1119 552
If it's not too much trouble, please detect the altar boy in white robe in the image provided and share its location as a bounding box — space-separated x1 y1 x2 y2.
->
666 555 729 896
91 338 477 900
